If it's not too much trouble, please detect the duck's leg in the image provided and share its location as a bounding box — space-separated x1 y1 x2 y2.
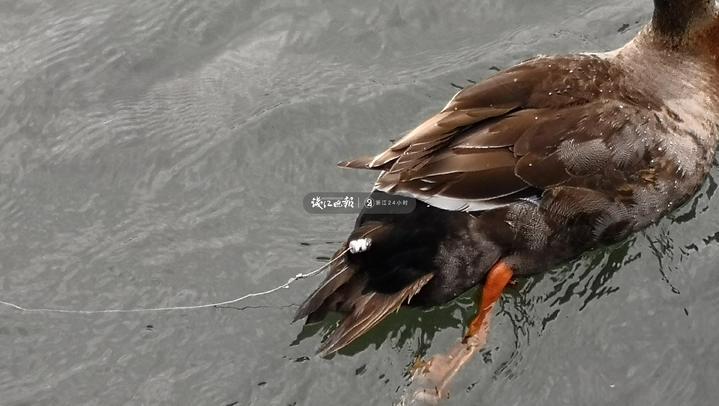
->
465 261 514 341
410 261 514 404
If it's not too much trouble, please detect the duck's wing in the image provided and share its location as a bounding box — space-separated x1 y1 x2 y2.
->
341 55 645 211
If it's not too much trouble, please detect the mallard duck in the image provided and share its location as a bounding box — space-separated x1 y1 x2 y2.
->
295 0 719 373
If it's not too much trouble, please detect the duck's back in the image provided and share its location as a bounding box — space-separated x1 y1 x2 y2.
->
349 49 718 243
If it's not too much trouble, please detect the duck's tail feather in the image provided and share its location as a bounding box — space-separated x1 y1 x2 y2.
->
294 222 432 354
293 244 353 323
294 223 389 324
318 273 434 356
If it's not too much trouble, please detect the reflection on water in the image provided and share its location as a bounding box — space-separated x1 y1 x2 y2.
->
2 0 719 405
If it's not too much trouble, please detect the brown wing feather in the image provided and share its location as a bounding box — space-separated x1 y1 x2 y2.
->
339 54 651 211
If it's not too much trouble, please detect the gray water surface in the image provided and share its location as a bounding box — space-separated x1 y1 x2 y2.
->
2 1 719 405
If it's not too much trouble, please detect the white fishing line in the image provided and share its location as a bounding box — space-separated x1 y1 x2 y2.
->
0 248 349 315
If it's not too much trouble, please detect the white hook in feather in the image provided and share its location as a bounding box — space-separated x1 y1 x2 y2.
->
349 238 372 254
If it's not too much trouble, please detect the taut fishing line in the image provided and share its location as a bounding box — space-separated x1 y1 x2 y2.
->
0 248 349 315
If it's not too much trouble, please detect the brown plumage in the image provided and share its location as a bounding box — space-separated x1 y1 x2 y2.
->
296 0 719 356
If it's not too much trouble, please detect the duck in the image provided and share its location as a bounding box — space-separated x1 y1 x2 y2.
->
295 0 719 372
